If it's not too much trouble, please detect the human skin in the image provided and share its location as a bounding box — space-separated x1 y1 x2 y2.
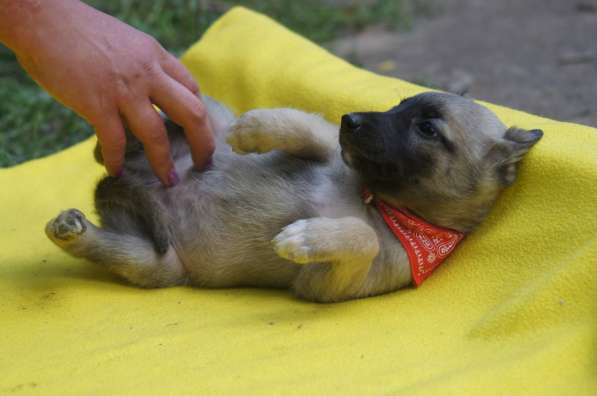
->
0 0 214 186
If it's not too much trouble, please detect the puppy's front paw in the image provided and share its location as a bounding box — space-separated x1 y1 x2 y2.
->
226 110 275 155
45 209 87 244
273 220 313 264
273 218 342 264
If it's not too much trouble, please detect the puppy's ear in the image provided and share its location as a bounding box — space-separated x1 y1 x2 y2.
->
489 127 543 187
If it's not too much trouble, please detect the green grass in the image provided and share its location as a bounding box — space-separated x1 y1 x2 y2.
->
0 0 417 167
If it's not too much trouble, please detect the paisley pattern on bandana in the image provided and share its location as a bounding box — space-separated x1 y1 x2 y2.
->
363 189 465 286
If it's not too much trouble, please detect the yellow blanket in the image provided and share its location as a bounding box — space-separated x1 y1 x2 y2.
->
1 7 595 395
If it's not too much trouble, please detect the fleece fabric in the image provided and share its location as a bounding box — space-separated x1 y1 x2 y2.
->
1 7 595 395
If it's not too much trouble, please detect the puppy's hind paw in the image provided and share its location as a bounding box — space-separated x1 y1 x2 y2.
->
45 209 87 244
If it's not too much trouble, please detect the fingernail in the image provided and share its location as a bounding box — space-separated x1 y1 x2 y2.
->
109 168 123 178
167 169 180 187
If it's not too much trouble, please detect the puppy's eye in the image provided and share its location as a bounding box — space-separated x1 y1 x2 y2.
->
416 121 440 139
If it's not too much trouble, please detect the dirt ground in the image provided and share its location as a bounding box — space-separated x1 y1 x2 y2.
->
331 0 597 127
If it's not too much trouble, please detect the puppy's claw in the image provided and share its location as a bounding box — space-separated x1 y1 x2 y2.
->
273 238 312 265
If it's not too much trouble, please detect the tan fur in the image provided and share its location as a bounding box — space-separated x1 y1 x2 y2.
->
45 92 542 302
227 108 338 160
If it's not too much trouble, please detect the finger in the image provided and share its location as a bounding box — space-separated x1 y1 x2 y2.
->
161 52 200 94
120 99 176 186
150 73 215 170
93 115 126 177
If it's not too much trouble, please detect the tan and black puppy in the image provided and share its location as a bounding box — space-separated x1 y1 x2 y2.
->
46 92 542 302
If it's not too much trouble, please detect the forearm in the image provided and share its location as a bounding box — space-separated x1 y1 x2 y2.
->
0 0 85 55
0 0 41 53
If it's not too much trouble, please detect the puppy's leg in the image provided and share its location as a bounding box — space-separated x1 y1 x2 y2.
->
45 209 186 288
273 217 380 302
226 109 338 161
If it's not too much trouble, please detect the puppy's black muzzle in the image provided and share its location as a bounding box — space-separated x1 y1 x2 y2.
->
340 112 391 158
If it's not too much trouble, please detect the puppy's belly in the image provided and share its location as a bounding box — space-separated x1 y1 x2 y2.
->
166 151 317 288
169 204 303 288
180 246 300 288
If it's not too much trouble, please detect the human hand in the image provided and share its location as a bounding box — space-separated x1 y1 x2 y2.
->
3 0 214 186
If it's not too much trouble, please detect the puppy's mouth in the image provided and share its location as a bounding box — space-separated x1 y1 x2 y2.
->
341 148 400 180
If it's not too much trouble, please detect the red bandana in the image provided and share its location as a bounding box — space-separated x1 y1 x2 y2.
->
363 189 464 286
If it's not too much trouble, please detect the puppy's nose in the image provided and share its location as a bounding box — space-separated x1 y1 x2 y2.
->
341 113 363 131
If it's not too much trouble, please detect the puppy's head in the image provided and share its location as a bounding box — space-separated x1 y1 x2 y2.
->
339 92 543 232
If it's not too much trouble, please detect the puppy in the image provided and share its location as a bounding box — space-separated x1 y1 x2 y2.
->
45 92 542 302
